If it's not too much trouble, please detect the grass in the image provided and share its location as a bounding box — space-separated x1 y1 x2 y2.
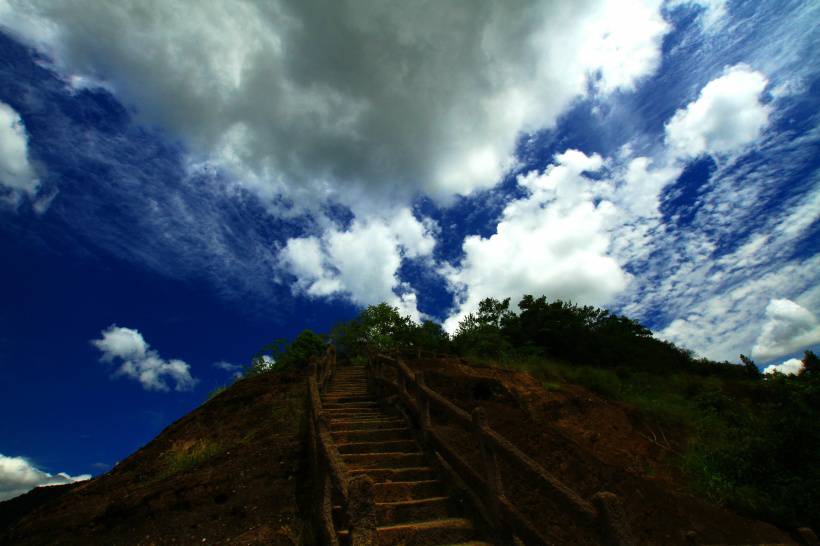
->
158 438 221 479
496 354 820 531
503 355 730 429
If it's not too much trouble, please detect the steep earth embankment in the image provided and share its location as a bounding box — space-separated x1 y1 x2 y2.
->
1 358 802 545
0 371 309 545
408 356 797 545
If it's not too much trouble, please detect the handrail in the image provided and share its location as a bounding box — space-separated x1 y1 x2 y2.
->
307 347 377 546
369 352 635 546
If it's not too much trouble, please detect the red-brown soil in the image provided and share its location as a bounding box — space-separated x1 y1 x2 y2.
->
1 358 802 545
0 371 310 546
408 356 798 545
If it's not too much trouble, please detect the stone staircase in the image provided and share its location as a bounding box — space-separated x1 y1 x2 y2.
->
323 364 495 546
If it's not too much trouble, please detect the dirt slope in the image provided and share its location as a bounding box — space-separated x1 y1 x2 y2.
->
0 371 310 546
1 358 803 545
409 356 798 545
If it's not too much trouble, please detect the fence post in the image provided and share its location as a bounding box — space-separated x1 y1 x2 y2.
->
348 475 378 546
592 491 635 546
798 528 820 546
472 407 504 529
398 365 407 397
416 371 431 442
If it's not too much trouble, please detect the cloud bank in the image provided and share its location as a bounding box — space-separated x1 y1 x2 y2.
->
91 325 197 392
763 357 804 376
753 299 820 361
665 65 770 159
1 0 669 210
0 100 38 200
280 208 435 320
443 150 629 331
0 453 89 501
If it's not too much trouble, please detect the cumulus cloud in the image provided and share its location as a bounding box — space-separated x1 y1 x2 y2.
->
0 100 39 199
665 65 771 159
280 208 434 320
763 357 804 376
91 325 197 392
443 150 629 332
1 0 670 210
0 453 90 502
752 299 820 361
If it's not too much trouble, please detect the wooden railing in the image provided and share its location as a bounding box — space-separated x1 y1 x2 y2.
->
369 352 635 546
307 347 378 546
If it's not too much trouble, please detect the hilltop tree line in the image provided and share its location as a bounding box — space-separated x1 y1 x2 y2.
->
240 295 819 533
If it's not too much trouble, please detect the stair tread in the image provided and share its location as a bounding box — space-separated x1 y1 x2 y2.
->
337 517 474 535
377 496 450 507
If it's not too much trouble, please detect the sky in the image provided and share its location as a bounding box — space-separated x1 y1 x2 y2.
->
0 0 818 500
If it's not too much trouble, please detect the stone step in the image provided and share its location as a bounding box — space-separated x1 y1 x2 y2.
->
332 427 412 443
338 439 419 455
343 452 426 469
330 418 406 430
337 518 477 546
377 496 452 525
348 466 439 483
374 480 445 503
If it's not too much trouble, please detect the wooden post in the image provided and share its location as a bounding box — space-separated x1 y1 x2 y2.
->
798 528 820 546
416 371 431 442
592 491 636 546
348 475 378 546
398 367 407 397
321 472 339 546
472 407 504 529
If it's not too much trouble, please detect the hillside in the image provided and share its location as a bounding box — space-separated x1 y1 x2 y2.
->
0 371 310 545
1 352 806 545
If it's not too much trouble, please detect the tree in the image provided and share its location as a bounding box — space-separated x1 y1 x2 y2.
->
452 298 513 359
800 350 819 378
249 329 326 374
740 354 762 379
331 303 414 355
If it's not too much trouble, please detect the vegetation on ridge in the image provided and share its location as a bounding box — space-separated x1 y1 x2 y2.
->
249 295 819 533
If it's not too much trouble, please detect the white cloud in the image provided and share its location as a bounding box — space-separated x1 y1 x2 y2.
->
668 0 729 30
443 150 629 332
665 65 771 159
279 208 435 321
213 360 243 379
752 299 820 361
213 360 242 372
91 325 197 392
0 453 90 502
763 357 804 376
0 101 39 199
1 0 670 210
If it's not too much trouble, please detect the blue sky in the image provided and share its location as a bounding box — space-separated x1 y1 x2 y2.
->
0 0 818 499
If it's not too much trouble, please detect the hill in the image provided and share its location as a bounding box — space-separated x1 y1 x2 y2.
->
2 296 817 545
0 371 310 545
